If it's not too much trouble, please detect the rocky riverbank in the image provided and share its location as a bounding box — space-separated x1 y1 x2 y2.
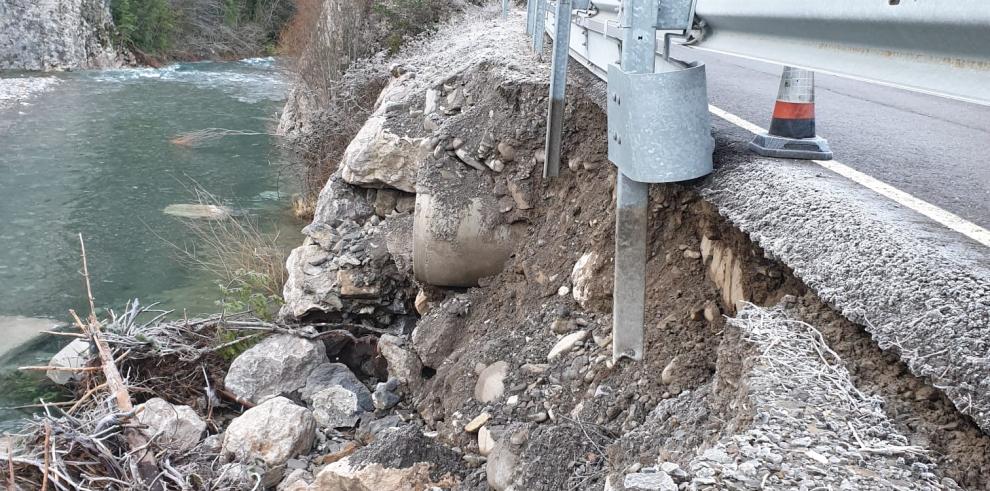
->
0 0 119 71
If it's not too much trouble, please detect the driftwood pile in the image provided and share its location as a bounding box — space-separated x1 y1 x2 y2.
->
0 236 356 490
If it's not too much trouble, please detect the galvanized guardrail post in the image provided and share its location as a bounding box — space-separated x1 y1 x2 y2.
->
544 0 574 178
526 0 535 34
532 0 548 55
503 0 510 19
612 0 658 361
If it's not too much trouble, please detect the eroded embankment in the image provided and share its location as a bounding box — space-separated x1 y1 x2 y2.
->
269 8 990 490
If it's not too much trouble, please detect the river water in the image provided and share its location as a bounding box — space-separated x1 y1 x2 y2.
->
0 58 296 429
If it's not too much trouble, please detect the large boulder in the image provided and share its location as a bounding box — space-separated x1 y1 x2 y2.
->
300 363 374 428
224 333 328 404
136 398 206 453
340 115 430 193
222 397 316 469
46 339 92 385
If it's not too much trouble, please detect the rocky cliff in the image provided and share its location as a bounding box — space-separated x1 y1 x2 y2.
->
0 0 118 71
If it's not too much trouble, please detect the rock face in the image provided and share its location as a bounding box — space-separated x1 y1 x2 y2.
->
222 397 316 468
0 0 118 70
300 363 374 428
136 398 206 452
47 339 92 385
224 333 328 404
279 174 416 326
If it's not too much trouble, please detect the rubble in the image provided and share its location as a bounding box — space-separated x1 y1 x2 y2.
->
222 397 316 481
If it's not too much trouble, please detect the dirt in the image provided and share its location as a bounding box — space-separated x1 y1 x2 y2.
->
272 6 990 490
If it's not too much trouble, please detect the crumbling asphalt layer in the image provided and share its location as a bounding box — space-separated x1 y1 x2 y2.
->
700 148 990 433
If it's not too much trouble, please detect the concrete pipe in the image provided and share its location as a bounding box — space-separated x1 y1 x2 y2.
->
413 192 517 287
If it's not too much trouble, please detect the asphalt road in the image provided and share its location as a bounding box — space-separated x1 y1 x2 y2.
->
673 46 990 231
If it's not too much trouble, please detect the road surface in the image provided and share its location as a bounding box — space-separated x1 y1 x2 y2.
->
674 45 990 231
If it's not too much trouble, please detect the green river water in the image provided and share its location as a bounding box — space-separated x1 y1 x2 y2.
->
0 58 297 429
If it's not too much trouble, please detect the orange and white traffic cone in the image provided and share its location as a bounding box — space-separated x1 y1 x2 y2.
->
750 66 832 160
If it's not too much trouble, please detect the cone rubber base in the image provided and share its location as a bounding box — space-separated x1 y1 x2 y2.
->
749 133 832 160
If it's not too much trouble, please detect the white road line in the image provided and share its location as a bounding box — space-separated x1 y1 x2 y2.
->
708 104 990 249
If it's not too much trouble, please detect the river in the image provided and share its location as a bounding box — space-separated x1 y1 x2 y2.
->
0 58 297 429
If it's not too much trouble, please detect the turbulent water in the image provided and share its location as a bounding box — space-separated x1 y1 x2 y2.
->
0 58 297 428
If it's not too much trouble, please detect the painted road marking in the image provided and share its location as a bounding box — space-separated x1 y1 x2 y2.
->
708 104 990 249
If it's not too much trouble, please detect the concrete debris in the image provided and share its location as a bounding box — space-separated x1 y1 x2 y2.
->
224 332 328 404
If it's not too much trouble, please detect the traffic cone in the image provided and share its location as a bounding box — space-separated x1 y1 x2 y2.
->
749 67 832 160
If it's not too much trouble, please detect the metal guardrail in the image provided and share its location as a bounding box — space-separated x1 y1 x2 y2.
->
543 0 990 106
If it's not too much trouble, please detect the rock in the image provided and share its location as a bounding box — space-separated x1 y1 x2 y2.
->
373 188 399 217
683 249 702 260
378 334 423 386
534 149 546 164
454 147 487 171
568 157 583 172
136 398 206 452
412 297 468 368
465 412 491 433
571 252 611 311
414 290 431 315
548 330 589 360
624 470 677 491
224 333 328 404
497 142 516 162
223 397 316 470
487 159 505 173
475 361 509 403
46 339 91 385
278 469 313 491
478 426 496 456
506 179 534 210
308 461 436 491
373 378 402 410
301 363 374 428
341 114 429 193
396 194 416 214
486 442 518 490
704 303 721 322
446 88 465 110
551 318 575 334
337 269 381 298
162 203 232 220
424 89 439 114
661 356 679 385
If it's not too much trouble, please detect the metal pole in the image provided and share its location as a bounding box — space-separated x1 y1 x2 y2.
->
533 0 547 56
503 0 510 19
544 0 572 178
526 0 535 35
612 0 658 362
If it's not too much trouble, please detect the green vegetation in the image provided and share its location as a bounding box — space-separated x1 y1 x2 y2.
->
372 0 451 53
110 0 294 57
217 269 284 322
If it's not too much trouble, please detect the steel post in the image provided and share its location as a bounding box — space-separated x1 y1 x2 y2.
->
544 0 573 178
533 0 548 56
612 0 659 362
526 0 535 35
503 0 510 19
